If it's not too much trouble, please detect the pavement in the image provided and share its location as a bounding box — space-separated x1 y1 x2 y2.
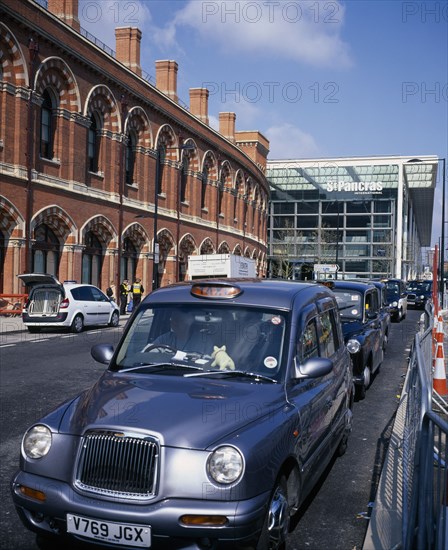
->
0 313 131 334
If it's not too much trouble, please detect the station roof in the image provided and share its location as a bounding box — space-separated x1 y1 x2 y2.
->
267 155 439 246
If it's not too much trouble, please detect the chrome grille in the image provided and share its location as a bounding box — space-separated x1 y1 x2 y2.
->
75 432 159 499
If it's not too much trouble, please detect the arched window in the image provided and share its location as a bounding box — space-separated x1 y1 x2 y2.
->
233 182 239 222
40 90 54 159
125 131 136 184
218 174 225 216
32 223 60 275
201 167 208 210
180 155 188 203
121 237 138 282
88 114 100 172
82 231 103 286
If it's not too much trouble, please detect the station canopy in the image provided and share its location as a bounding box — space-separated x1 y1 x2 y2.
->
267 156 439 246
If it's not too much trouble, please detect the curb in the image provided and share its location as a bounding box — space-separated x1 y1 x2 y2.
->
0 315 131 336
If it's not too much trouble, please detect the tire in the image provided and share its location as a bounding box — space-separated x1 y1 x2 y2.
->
383 332 388 352
27 326 41 333
71 314 84 333
109 310 119 327
257 476 289 550
355 365 371 401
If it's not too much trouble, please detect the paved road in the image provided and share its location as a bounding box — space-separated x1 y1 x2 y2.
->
0 311 420 549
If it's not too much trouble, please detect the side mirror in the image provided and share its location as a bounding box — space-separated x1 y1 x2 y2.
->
366 310 378 320
91 343 114 365
294 356 333 379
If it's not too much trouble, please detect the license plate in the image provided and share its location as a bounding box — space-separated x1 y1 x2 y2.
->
67 514 151 547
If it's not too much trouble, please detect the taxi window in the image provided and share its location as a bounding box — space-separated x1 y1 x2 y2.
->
333 290 363 320
319 310 338 357
299 318 319 362
365 291 378 313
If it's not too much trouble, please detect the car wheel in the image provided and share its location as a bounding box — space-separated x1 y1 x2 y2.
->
355 365 371 400
109 310 119 327
27 326 41 333
257 476 289 550
71 314 84 333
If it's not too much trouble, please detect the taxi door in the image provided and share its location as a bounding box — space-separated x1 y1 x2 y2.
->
286 302 337 494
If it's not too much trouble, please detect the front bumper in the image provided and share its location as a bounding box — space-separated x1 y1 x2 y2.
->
11 471 269 549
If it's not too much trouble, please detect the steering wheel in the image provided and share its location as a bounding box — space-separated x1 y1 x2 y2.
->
141 344 176 354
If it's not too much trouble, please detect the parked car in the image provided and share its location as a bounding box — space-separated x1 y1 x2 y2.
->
406 279 433 309
18 273 120 333
11 279 353 549
382 278 408 321
324 280 384 400
368 280 391 353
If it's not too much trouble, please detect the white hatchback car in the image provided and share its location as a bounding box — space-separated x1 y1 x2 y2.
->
18 274 120 333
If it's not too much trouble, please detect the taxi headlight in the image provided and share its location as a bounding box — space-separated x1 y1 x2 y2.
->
420 295 425 299
23 425 52 459
347 339 361 354
208 446 243 484
392 301 398 307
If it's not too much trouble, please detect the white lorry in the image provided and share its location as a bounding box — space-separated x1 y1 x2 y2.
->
187 254 256 280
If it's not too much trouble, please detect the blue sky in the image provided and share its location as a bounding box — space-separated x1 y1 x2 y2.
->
79 0 448 246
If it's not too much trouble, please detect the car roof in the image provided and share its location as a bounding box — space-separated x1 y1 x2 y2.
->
329 280 377 293
142 278 336 310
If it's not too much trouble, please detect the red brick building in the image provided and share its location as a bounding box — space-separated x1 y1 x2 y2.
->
0 0 269 295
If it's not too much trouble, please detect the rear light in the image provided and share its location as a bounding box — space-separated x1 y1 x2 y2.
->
60 298 69 309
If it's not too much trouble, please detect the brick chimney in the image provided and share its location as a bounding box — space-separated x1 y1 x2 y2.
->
155 60 178 102
235 131 270 171
219 112 236 143
189 88 209 125
48 0 80 31
115 27 142 76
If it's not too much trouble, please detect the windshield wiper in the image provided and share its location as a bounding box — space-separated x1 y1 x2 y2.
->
185 370 277 383
122 362 204 373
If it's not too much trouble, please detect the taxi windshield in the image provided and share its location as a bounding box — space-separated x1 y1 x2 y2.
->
115 304 286 379
333 290 363 320
407 281 432 293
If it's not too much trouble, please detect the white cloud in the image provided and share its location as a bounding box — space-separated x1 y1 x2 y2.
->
174 0 352 68
78 0 152 52
265 123 320 159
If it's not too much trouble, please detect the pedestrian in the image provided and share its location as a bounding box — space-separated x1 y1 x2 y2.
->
106 281 116 301
131 278 144 311
119 279 129 315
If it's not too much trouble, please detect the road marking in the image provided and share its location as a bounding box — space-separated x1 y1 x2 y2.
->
30 339 50 343
0 344 16 348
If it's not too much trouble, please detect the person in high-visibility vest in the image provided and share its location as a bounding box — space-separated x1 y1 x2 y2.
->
119 279 129 315
131 278 144 311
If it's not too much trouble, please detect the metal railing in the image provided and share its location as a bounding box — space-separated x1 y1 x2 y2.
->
401 307 448 549
0 294 27 316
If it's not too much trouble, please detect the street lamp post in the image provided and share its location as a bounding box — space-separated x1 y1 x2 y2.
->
335 201 340 279
152 142 195 290
216 156 222 251
440 157 446 307
117 95 128 297
152 146 162 291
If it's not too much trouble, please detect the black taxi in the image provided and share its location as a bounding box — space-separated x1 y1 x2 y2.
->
323 280 384 399
12 279 353 550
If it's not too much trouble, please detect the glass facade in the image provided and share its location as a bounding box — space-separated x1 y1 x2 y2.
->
266 157 438 281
